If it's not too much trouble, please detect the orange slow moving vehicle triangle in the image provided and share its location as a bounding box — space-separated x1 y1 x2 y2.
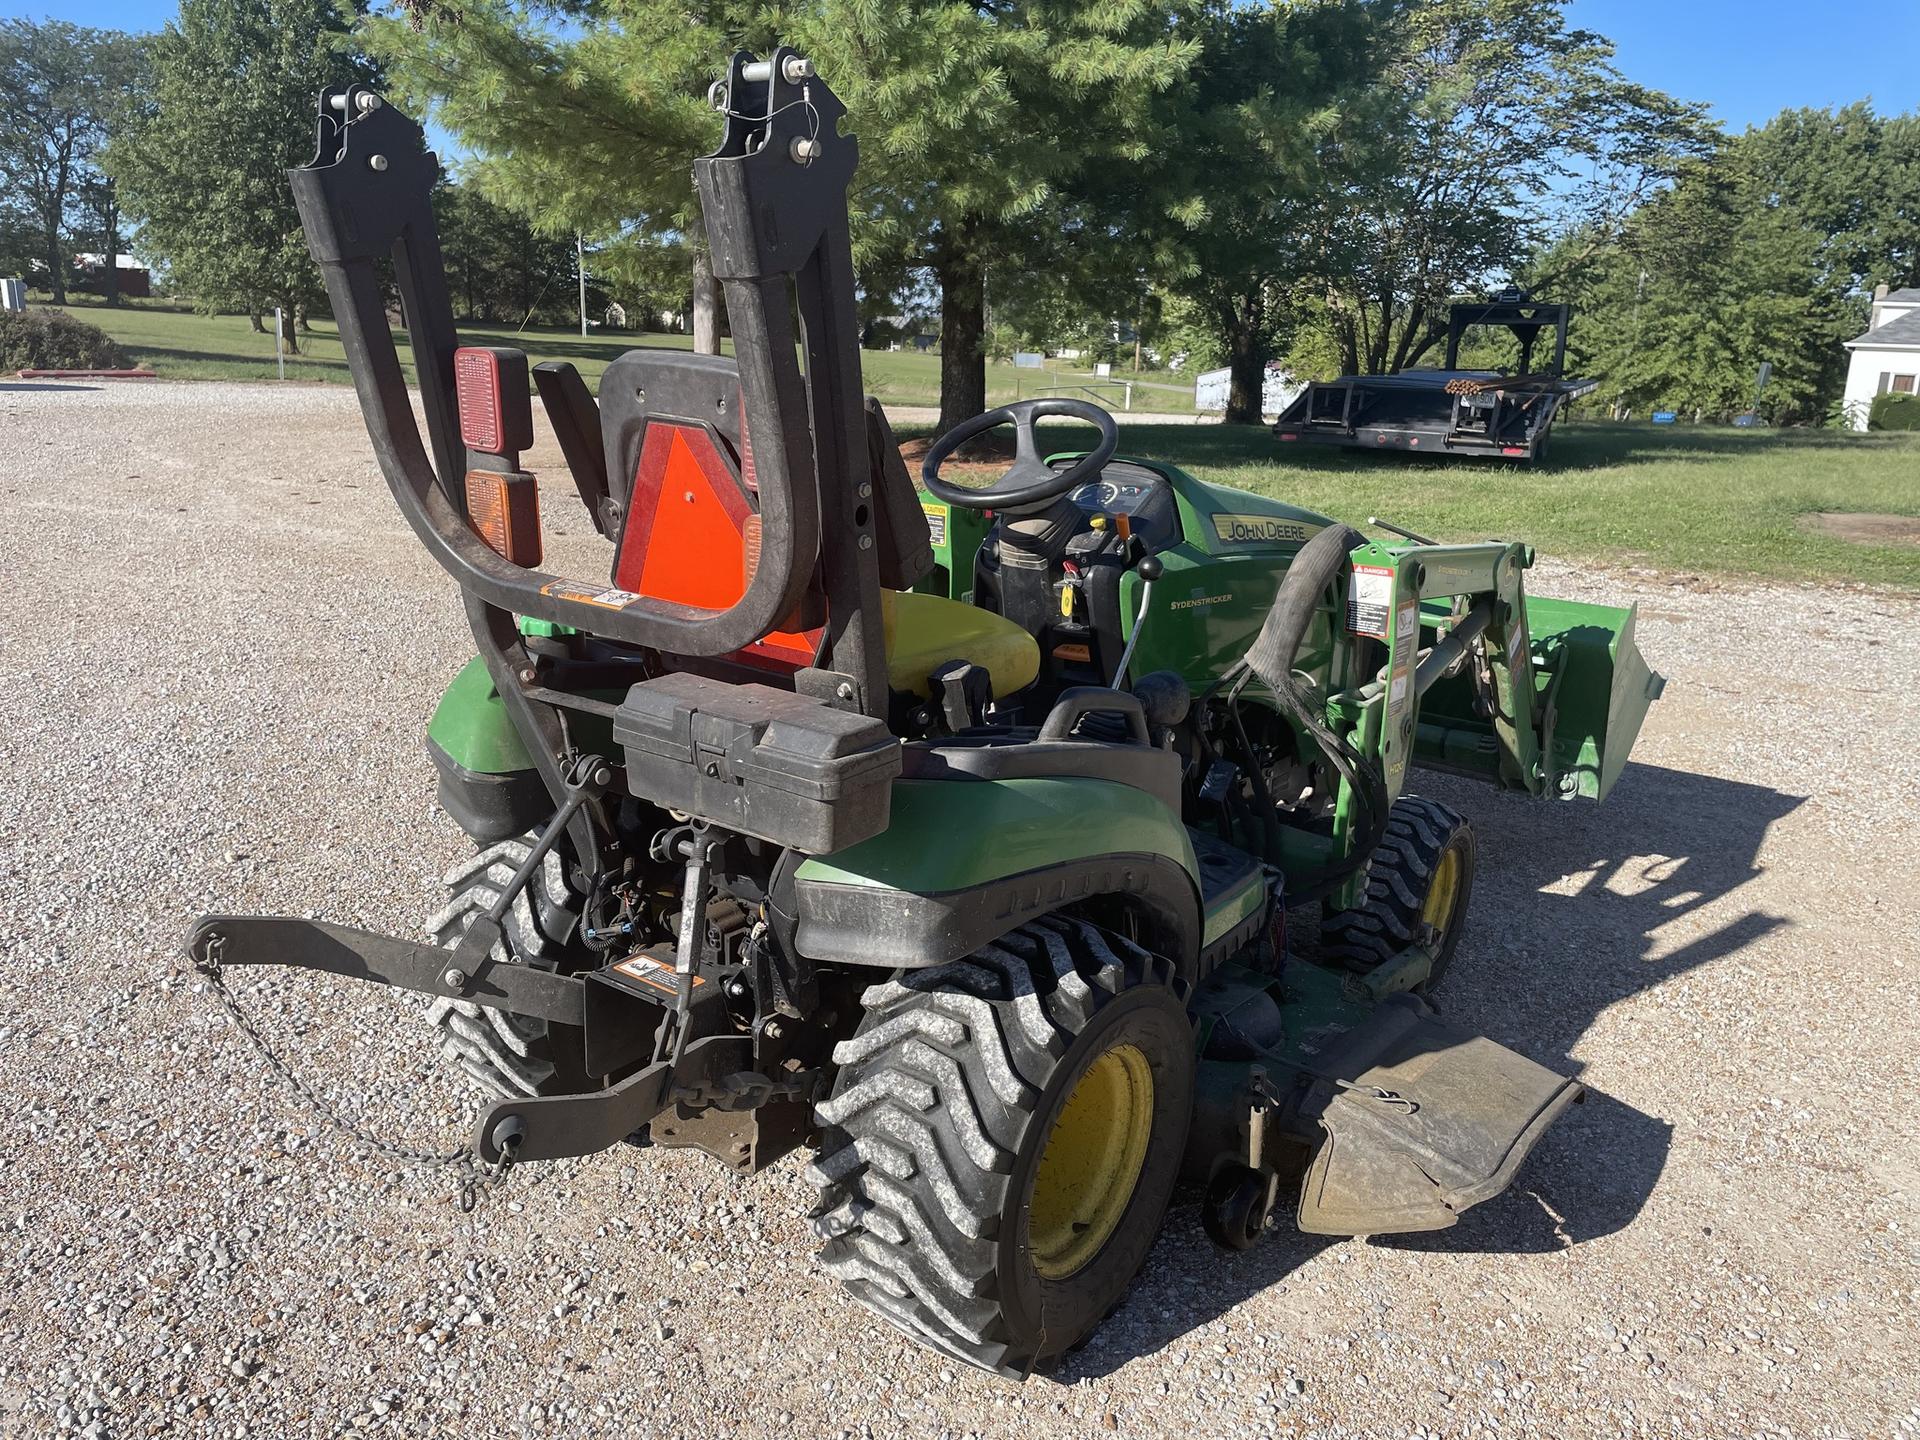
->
612 420 820 669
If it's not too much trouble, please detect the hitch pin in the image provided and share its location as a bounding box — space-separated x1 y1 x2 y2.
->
1344 1081 1419 1114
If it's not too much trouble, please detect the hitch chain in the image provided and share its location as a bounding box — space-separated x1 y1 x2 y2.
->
194 935 517 1213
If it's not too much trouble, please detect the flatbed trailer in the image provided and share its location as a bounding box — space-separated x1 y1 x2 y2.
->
1274 293 1595 464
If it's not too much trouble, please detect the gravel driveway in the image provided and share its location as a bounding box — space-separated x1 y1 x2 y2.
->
2 379 1915 1440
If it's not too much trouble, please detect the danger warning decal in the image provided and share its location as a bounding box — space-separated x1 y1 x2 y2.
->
1347 565 1395 637
610 951 705 998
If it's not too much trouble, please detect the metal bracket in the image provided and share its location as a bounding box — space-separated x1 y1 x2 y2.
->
185 914 586 1026
473 1033 744 1163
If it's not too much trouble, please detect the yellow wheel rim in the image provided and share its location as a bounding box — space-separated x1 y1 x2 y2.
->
1026 1042 1155 1280
1422 847 1462 932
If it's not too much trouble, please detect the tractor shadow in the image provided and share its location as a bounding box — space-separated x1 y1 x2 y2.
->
1062 760 1804 1380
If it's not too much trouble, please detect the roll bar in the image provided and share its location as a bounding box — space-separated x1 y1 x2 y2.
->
288 53 876 668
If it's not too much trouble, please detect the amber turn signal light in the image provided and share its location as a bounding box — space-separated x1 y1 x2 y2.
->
466 469 542 567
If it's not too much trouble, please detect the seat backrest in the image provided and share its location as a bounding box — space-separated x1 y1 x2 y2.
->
864 398 934 591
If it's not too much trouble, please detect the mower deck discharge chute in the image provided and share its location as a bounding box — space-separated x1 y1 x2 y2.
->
188 50 1663 1376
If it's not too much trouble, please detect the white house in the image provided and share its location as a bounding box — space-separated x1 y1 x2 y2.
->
1841 284 1920 429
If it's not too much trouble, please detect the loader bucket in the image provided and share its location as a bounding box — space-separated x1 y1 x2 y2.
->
1525 595 1666 801
1296 994 1582 1236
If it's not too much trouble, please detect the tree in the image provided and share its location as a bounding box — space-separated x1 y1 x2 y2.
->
0 20 143 305
1568 103 1920 423
0 195 37 278
74 43 147 306
1098 0 1388 421
437 179 577 324
366 0 764 355
369 0 1200 429
815 0 1201 431
1307 0 1711 379
109 0 376 351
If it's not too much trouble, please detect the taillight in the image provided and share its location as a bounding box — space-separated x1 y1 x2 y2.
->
467 469 542 567
454 347 532 455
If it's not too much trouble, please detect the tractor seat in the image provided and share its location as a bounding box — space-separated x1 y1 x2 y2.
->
882 590 1040 701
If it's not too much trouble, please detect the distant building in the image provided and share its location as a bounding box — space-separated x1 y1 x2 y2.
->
1841 284 1920 429
1194 361 1302 417
72 253 152 299
862 314 935 352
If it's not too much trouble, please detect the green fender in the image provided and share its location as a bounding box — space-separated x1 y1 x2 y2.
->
791 778 1204 973
428 657 536 774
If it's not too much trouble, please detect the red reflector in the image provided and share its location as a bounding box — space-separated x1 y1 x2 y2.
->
467 469 542 567
1279 432 1298 441
454 347 532 455
1502 446 1527 456
612 420 822 670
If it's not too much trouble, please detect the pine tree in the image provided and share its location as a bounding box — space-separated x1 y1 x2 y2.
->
1571 104 1920 423
367 0 1200 428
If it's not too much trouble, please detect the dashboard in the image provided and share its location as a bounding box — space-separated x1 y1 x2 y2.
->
1070 476 1159 514
1062 462 1179 548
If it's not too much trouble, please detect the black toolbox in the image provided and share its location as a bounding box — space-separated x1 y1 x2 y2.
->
614 674 901 853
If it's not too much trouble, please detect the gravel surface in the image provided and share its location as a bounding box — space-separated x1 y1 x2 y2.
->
2 378 1916 1440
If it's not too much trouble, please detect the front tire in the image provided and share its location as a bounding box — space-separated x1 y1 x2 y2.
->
808 915 1193 1376
1320 795 1475 993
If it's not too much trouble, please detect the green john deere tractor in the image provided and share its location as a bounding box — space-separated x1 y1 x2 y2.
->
188 50 1664 1377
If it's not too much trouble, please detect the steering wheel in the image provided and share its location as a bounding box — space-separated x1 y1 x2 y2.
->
919 398 1119 512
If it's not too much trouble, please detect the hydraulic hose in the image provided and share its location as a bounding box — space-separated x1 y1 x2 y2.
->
1243 523 1366 689
1235 522 1391 906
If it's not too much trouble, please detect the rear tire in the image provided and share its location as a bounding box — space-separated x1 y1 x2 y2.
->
808 915 1193 1376
1319 795 1475 993
425 835 588 1098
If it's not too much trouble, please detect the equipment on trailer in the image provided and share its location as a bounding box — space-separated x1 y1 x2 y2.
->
186 55 1663 1377
1274 289 1599 463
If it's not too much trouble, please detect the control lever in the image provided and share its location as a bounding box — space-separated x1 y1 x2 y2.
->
1111 554 1163 688
1368 514 1438 547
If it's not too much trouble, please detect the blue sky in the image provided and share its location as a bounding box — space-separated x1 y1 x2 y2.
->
7 0 1917 134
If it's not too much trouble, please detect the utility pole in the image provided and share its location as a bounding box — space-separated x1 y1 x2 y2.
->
577 234 588 339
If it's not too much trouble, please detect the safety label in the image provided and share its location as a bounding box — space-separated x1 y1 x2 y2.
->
921 504 948 547
610 951 705 998
543 581 647 611
1388 601 1418 710
1348 565 1395 637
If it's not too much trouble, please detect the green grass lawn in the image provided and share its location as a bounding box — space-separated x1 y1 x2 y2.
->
46 297 1198 411
41 299 1919 586
904 417 1920 589
1130 421 1920 588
